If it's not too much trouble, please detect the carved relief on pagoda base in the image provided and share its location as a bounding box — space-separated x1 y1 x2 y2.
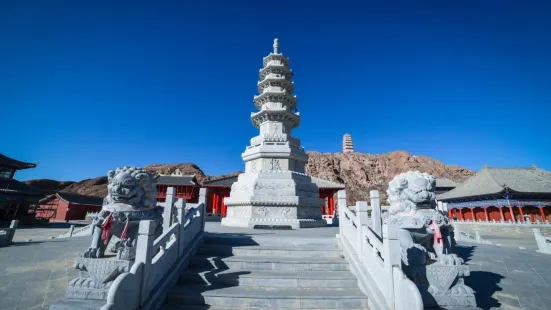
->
221 207 327 229
224 205 323 222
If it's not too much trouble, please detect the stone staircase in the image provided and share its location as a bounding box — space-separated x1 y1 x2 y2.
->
161 233 368 309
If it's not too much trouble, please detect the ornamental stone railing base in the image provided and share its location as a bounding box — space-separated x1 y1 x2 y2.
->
0 220 18 246
66 257 133 301
534 228 551 254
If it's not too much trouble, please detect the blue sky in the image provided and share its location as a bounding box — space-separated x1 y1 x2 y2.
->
3 0 551 181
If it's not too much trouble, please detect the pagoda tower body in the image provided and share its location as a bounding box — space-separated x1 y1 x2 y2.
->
342 133 354 153
221 39 326 229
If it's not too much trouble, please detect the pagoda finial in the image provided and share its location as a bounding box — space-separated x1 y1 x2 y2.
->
273 38 279 54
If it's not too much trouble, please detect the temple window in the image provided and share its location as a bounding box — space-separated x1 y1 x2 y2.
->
0 167 13 178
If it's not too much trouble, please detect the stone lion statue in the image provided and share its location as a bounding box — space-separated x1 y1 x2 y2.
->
382 171 478 308
83 166 163 260
382 171 461 266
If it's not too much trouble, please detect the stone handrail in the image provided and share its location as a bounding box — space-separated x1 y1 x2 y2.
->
0 220 18 246
337 190 423 310
533 228 551 254
101 188 207 310
57 224 94 238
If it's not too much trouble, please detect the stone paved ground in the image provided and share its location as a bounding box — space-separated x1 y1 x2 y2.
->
458 225 544 250
458 241 551 310
1 226 550 309
0 236 90 310
11 222 90 243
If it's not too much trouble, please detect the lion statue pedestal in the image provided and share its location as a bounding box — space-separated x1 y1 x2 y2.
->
61 166 163 304
382 171 479 309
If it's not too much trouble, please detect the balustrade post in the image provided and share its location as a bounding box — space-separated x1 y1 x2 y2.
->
135 220 157 306
163 187 175 232
370 190 382 237
383 224 400 309
175 199 186 257
337 190 347 238
8 220 18 243
356 201 369 259
198 188 207 233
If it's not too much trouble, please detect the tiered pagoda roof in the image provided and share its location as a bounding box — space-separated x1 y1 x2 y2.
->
437 166 551 201
251 39 300 130
0 153 37 170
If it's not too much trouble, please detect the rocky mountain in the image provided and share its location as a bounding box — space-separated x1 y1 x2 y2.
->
24 163 241 198
305 151 474 204
25 151 473 204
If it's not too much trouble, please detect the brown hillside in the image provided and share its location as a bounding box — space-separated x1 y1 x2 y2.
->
306 151 474 204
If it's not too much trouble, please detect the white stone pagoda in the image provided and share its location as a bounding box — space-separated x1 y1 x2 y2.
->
221 39 326 229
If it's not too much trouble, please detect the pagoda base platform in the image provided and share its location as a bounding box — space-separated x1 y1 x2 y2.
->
221 206 327 229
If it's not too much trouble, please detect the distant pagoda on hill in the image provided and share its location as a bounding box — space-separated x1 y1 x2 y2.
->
221 39 326 229
342 133 354 153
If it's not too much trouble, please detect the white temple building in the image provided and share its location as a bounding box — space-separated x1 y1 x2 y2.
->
221 39 326 229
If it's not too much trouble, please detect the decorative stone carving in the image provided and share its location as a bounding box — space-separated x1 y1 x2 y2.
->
269 159 281 171
382 171 478 308
65 257 132 300
83 167 163 260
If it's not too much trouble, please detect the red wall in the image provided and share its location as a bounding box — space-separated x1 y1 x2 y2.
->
36 198 101 222
157 185 199 203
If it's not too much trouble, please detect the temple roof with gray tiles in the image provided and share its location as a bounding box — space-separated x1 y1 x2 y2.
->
435 178 459 188
39 192 104 206
203 175 345 189
437 166 551 201
156 175 198 186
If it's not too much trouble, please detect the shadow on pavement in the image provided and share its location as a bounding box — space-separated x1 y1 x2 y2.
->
457 245 503 310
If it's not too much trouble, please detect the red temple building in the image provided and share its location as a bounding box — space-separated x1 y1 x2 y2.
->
202 175 345 220
36 192 103 222
437 165 551 223
0 153 48 223
156 174 200 203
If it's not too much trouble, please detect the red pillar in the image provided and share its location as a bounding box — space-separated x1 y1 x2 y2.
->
319 191 327 215
470 208 475 221
221 192 228 217
539 206 546 222
498 206 505 221
508 206 515 222
448 210 453 219
518 206 525 222
213 193 219 215
483 207 489 222
328 193 335 216
459 209 464 220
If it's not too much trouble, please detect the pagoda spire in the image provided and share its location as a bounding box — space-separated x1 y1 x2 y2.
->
273 38 279 54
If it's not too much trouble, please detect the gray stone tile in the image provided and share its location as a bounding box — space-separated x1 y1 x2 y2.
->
494 294 521 308
540 297 551 310
517 291 545 309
